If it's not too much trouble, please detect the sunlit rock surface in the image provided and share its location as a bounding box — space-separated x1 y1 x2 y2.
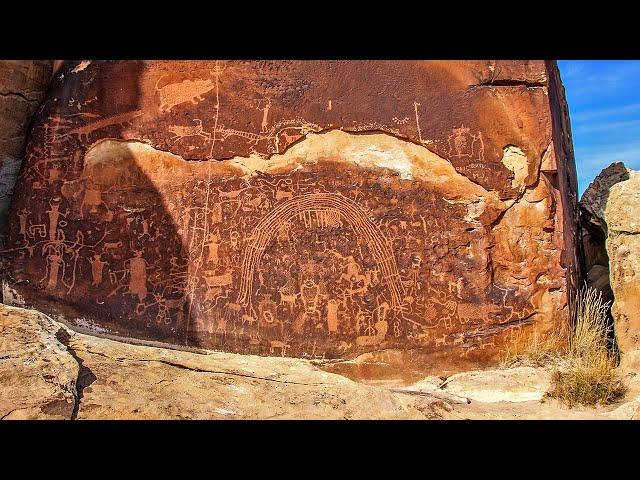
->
1 60 579 376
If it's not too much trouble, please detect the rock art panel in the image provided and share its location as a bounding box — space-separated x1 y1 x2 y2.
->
0 61 53 247
1 60 579 374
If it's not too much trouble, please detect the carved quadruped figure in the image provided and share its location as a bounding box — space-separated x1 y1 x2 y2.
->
269 333 291 357
168 118 212 144
155 76 216 114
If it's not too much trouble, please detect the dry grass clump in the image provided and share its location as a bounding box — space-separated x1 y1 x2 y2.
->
546 287 626 407
500 328 566 368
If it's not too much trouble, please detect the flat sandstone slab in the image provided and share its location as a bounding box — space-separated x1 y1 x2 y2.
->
2 303 639 420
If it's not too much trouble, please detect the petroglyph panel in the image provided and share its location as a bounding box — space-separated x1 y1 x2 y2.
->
1 61 579 373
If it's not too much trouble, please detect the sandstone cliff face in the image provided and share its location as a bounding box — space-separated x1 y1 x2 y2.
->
605 169 640 363
1 61 579 375
0 61 53 247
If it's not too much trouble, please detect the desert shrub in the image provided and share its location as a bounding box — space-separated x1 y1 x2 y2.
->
546 286 626 407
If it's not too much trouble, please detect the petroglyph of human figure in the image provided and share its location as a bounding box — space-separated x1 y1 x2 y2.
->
89 253 108 286
127 251 149 303
260 99 271 133
46 199 67 242
204 231 221 264
294 274 326 335
336 255 365 284
45 251 64 291
18 209 29 242
326 299 340 334
447 125 485 160
81 180 114 220
210 201 223 224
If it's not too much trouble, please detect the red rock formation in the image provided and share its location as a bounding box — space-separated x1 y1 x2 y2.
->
0 61 53 246
1 60 579 375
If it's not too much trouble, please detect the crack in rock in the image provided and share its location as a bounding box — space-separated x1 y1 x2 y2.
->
54 328 96 420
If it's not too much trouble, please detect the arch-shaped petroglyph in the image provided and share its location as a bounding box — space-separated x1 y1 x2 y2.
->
237 192 405 309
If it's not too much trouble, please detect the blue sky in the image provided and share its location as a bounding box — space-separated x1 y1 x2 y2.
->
558 60 640 196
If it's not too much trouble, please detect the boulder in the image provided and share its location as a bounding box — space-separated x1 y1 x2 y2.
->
579 162 630 303
0 61 579 376
0 303 78 419
0 61 53 247
605 169 640 363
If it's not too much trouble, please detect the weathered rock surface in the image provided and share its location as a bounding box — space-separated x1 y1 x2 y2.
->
1 61 579 375
2 302 639 420
440 366 552 403
579 162 630 303
0 61 52 247
605 169 640 363
0 304 78 419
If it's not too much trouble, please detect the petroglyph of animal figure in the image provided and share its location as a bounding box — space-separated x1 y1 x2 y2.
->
462 344 481 357
280 130 303 148
64 111 143 142
275 187 294 201
269 335 291 357
155 76 216 113
424 297 457 328
278 281 298 312
103 241 122 251
336 341 350 354
217 185 251 202
241 314 257 326
481 340 496 350
168 119 211 142
215 314 228 336
225 302 243 315
216 127 267 145
355 320 388 346
204 287 222 302
435 334 449 347
456 303 502 324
